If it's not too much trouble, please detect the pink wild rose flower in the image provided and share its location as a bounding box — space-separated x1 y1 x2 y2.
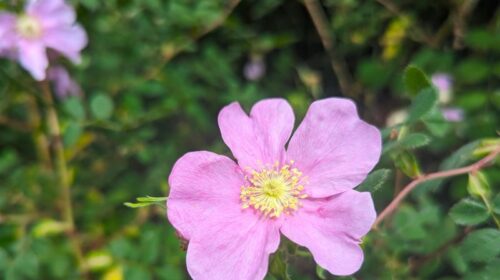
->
167 98 381 280
47 65 82 99
0 0 87 80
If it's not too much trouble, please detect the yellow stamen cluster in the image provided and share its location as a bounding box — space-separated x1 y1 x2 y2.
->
16 15 42 39
240 161 307 218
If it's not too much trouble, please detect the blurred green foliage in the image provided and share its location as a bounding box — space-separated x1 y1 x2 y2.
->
0 0 499 279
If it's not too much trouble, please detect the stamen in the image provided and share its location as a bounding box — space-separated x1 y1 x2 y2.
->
16 15 42 39
240 161 307 218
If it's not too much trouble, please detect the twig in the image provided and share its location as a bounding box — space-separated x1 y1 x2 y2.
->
303 0 358 100
452 0 479 49
39 81 88 279
373 145 500 229
0 115 33 132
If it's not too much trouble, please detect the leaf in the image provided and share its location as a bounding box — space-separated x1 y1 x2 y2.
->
124 265 152 280
63 121 82 147
136 196 168 202
468 171 490 198
493 193 500 215
404 65 432 96
124 196 167 208
440 141 481 170
357 169 392 193
269 252 291 280
63 97 86 120
393 151 421 178
316 265 327 280
399 133 431 149
463 258 500 280
447 247 468 275
422 107 450 137
449 198 489 226
90 94 114 120
407 87 438 123
460 229 500 263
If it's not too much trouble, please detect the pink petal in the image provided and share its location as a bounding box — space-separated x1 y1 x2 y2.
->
281 190 376 276
287 98 381 198
47 65 82 99
43 24 87 63
186 210 280 280
26 0 76 29
0 12 17 50
167 151 245 240
18 40 48 81
218 99 294 170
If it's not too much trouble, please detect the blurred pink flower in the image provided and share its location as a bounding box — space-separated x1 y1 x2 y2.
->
167 98 381 279
0 0 87 80
431 73 453 104
244 56 266 81
442 107 464 122
47 65 81 99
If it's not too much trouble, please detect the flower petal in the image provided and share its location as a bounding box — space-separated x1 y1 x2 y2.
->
43 24 87 63
26 0 76 29
167 151 245 240
287 98 381 197
0 12 17 50
18 40 48 81
187 210 280 280
281 190 376 276
218 98 294 170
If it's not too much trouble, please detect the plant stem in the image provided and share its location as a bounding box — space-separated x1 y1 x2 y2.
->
39 81 88 278
303 0 358 100
373 145 500 229
479 193 500 229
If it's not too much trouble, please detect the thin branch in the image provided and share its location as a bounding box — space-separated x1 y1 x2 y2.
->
0 115 33 132
373 145 500 229
39 81 88 279
452 0 479 49
303 0 358 100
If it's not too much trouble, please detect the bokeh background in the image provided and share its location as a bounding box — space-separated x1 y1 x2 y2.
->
1 0 499 279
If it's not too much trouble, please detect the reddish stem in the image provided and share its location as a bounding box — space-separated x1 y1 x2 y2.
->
373 145 500 229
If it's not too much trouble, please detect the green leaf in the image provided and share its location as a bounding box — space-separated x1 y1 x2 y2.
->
357 169 392 193
316 265 327 280
136 196 168 202
0 248 8 270
399 133 431 149
404 65 432 97
124 265 152 280
124 196 167 208
407 87 438 123
493 193 500 215
441 141 481 170
393 151 421 178
447 246 468 274
269 252 291 280
463 258 500 280
63 97 86 120
63 121 82 147
460 229 500 263
468 171 490 198
90 94 114 120
449 198 489 226
422 107 450 137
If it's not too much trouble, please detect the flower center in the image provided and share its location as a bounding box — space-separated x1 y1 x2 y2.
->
240 161 307 218
16 15 42 39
